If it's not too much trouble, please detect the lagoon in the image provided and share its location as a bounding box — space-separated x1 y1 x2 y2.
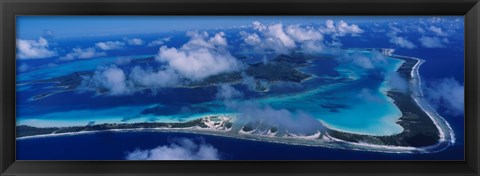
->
16 50 405 136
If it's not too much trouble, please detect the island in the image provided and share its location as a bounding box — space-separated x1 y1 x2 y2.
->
16 48 455 154
20 53 313 100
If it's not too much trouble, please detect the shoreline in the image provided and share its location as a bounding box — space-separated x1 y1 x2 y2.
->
398 55 455 151
395 54 454 145
326 53 453 153
15 49 455 154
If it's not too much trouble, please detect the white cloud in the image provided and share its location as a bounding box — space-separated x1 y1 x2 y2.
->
285 24 323 42
428 17 443 23
385 71 408 93
208 32 228 46
428 25 448 36
419 36 446 48
59 47 107 61
320 20 364 37
234 103 325 135
147 36 172 47
125 38 145 46
326 40 343 47
80 65 180 95
156 31 244 81
240 73 268 91
244 21 296 54
352 55 375 69
128 66 180 88
239 31 261 46
357 88 382 103
252 21 267 31
300 40 325 55
386 23 416 49
125 138 221 160
425 78 464 116
95 41 125 50
417 27 426 34
261 23 296 50
148 40 166 47
389 36 416 49
241 20 361 55
81 65 133 96
337 51 387 70
79 31 243 96
387 24 404 36
16 37 57 59
216 84 242 100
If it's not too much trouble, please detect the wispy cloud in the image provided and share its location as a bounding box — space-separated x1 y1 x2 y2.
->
418 36 446 48
147 36 172 47
59 47 107 61
385 23 417 49
221 95 325 135
95 41 125 50
128 66 180 89
216 84 242 100
385 71 408 92
428 25 448 37
80 31 243 95
124 38 145 46
425 78 464 116
389 36 416 49
337 50 387 70
357 88 383 103
125 138 221 160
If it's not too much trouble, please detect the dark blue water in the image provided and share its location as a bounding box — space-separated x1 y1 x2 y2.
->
340 21 465 159
15 20 465 160
16 131 464 160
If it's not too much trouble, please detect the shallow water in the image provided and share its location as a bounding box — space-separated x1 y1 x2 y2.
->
16 50 405 136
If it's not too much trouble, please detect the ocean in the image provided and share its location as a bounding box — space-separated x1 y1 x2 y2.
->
16 131 464 160
15 24 465 160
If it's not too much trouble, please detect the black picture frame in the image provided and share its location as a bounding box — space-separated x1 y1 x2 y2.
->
1 0 479 175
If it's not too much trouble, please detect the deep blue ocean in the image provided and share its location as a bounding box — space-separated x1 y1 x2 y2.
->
16 131 464 160
16 19 465 160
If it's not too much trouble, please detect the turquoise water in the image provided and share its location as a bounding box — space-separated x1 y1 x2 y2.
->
17 104 154 127
256 56 404 135
16 51 405 136
17 54 154 82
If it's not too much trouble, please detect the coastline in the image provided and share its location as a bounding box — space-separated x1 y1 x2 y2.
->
15 49 455 154
326 53 454 153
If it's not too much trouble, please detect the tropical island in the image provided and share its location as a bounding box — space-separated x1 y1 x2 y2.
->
16 48 455 154
21 53 313 100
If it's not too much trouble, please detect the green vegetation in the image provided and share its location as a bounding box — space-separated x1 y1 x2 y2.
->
25 54 314 100
16 118 205 138
190 54 313 87
327 58 440 147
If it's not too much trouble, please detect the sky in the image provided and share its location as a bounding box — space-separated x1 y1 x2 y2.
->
16 16 462 39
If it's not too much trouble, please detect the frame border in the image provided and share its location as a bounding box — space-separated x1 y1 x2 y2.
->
1 0 479 175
